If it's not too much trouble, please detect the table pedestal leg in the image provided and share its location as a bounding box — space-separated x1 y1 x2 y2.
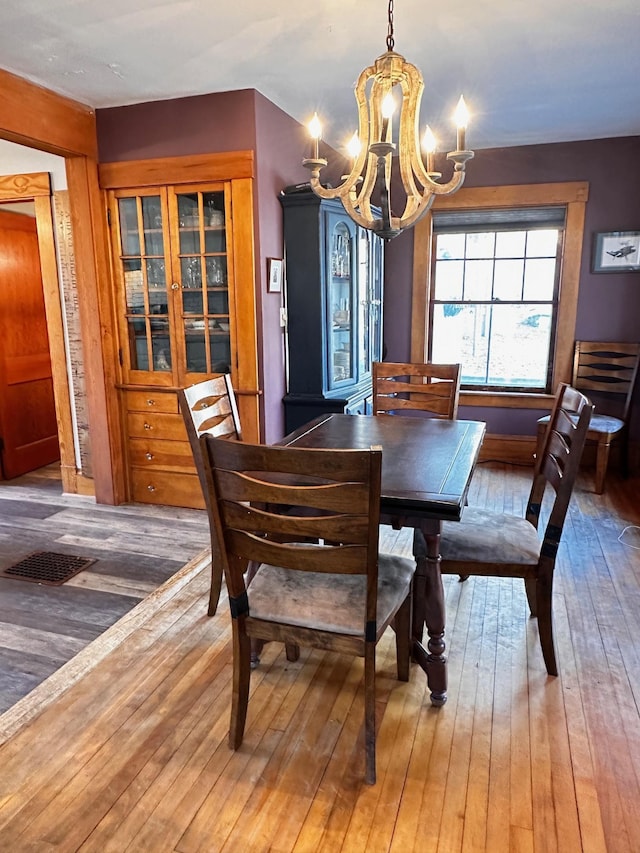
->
412 527 447 706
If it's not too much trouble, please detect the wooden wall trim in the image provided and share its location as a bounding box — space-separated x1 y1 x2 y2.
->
410 211 431 363
411 181 590 393
230 177 261 442
66 155 125 504
98 151 255 189
553 198 586 389
0 172 52 199
430 181 589 209
461 391 554 409
0 68 96 159
479 434 536 465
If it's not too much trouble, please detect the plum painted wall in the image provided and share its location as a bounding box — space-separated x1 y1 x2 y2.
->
97 89 311 443
384 135 640 439
96 92 640 444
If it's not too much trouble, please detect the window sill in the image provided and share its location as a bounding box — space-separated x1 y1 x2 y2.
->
460 390 554 409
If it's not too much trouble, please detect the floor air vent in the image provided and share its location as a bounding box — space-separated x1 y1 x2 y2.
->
0 551 95 586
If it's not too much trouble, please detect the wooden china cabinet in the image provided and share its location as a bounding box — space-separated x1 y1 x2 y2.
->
102 153 260 509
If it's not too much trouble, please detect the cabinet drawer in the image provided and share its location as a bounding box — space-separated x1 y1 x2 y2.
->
346 398 367 416
128 437 196 473
127 411 187 441
130 468 204 509
125 390 179 414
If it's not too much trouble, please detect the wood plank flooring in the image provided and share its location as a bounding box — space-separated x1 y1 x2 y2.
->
0 463 639 852
0 465 209 713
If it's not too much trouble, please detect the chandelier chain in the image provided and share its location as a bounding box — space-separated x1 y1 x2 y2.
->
386 0 394 51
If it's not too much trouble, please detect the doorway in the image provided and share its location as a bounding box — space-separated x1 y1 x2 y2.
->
0 165 79 495
0 201 60 479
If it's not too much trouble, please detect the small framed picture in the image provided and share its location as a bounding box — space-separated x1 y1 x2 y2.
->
592 231 640 273
267 258 283 292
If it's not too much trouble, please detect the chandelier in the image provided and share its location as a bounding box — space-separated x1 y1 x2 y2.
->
302 0 474 240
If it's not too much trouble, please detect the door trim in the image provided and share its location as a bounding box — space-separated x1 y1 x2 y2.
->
0 173 77 493
1 69 122 504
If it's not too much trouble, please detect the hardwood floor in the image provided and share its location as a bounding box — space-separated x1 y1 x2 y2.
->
0 463 638 851
0 465 209 713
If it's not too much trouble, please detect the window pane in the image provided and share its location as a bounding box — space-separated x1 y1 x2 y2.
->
434 259 464 300
431 304 490 384
464 260 493 300
466 232 495 259
183 290 203 314
523 258 556 300
181 257 202 289
151 334 171 372
124 261 143 313
436 233 465 260
526 229 558 257
495 230 526 258
487 305 551 387
118 198 139 257
493 259 524 300
431 212 562 392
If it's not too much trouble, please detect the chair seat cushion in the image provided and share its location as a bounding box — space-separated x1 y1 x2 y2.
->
247 553 415 636
438 507 541 566
537 411 624 437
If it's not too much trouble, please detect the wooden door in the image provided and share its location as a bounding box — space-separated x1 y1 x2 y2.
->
0 209 59 479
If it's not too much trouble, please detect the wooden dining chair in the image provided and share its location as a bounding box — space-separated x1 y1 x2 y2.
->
436 383 593 676
179 375 242 615
198 435 415 785
536 341 640 494
372 361 461 419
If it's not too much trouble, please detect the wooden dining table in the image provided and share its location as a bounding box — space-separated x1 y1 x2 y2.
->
281 413 486 706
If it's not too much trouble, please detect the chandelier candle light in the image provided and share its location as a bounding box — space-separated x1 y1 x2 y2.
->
303 0 474 240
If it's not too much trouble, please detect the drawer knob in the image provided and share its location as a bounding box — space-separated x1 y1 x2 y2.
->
144 422 152 430
147 484 156 492
146 452 154 460
146 399 156 406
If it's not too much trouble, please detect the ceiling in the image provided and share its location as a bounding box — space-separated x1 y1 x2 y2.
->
1 0 639 154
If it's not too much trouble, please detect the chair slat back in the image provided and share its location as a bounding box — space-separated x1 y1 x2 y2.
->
528 383 594 538
200 437 382 604
572 341 640 421
178 376 244 617
373 362 461 419
179 375 242 499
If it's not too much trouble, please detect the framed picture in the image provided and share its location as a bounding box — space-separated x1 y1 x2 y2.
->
267 258 283 292
592 231 640 273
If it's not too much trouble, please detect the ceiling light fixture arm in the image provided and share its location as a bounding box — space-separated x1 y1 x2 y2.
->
302 0 473 240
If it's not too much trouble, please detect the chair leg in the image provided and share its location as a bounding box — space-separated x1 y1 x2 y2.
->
524 577 537 617
535 575 558 677
207 558 223 616
364 643 377 785
535 420 547 464
229 622 252 749
594 438 611 495
285 643 300 662
394 593 412 682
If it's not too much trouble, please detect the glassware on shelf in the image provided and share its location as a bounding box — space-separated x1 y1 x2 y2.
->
206 256 225 285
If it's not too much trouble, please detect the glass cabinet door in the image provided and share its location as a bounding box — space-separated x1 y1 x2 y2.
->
112 183 232 386
328 217 356 388
173 188 232 378
357 228 383 381
117 192 173 379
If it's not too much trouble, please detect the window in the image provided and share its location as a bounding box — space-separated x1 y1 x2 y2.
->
430 207 565 392
410 183 589 408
